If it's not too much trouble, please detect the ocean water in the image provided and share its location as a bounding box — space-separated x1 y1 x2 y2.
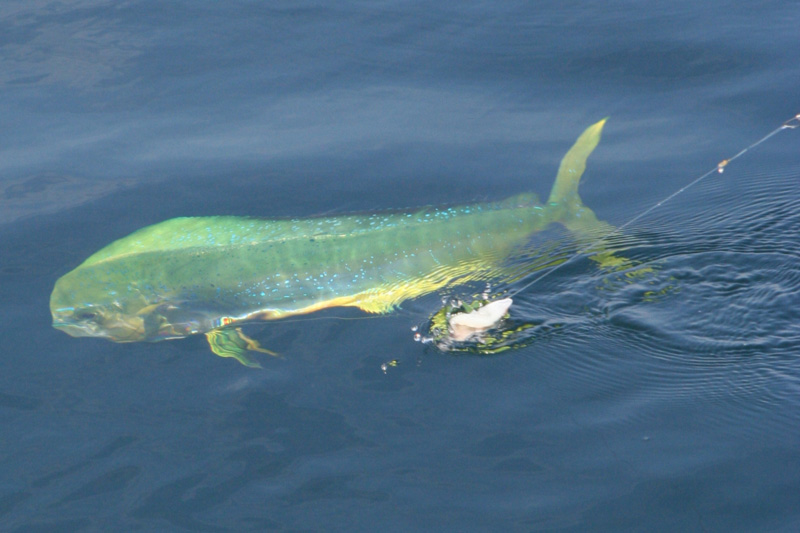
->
1 1 799 531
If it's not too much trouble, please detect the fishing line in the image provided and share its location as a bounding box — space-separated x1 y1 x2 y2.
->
235 115 799 334
506 113 800 297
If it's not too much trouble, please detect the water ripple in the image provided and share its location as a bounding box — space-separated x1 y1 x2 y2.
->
460 166 800 421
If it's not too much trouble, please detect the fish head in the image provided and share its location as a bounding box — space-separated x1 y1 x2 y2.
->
50 265 155 343
51 263 220 343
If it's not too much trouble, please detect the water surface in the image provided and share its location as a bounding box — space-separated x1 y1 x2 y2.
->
1 1 799 531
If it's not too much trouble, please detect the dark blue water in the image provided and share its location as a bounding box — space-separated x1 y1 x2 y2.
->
2 2 799 531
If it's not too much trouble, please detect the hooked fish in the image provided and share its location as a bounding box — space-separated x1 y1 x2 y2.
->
51 119 612 366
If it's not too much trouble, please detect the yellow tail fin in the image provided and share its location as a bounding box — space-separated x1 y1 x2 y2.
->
548 119 627 269
547 118 607 209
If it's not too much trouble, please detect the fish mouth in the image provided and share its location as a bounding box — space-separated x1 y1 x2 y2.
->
53 322 104 339
52 314 146 342
52 320 116 339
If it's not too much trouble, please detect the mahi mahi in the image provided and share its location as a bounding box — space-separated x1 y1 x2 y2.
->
51 119 611 366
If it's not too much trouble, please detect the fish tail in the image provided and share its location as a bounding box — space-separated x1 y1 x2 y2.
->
547 118 628 270
546 118 607 212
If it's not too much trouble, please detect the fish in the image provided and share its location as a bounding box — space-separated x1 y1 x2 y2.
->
50 119 613 366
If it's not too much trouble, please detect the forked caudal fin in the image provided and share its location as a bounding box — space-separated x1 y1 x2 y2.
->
546 118 618 243
547 118 607 211
546 118 630 269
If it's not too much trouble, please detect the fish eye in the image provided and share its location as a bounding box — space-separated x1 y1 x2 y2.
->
76 311 97 321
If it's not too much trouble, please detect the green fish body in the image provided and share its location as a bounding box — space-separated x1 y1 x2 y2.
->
51 119 610 365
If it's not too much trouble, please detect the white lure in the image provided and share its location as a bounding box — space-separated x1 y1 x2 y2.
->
447 298 513 341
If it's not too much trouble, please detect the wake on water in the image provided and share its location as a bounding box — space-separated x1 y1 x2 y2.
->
419 115 799 370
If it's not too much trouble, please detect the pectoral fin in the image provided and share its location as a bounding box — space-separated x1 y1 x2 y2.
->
205 328 278 368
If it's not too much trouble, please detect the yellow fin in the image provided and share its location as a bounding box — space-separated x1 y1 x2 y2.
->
348 261 500 314
547 118 634 270
205 327 278 368
547 118 607 208
243 260 501 324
